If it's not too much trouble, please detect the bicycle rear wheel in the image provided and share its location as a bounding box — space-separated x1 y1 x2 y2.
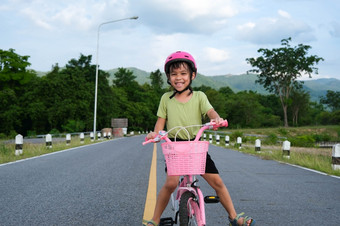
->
178 191 202 226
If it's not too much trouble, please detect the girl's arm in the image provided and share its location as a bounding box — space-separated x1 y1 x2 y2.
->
146 117 166 140
207 108 224 124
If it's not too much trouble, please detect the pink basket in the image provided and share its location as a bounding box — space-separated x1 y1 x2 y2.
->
161 141 209 176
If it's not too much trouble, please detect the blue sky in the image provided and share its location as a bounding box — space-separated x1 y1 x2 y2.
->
1 0 340 80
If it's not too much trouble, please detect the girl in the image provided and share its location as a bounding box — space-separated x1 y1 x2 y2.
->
145 51 255 226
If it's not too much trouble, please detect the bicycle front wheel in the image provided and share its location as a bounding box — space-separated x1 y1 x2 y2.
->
179 191 202 226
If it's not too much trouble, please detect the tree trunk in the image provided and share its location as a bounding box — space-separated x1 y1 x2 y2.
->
283 105 289 127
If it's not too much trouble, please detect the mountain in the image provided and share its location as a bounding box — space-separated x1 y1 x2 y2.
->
107 67 340 101
38 67 339 101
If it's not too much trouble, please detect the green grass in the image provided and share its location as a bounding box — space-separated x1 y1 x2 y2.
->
215 143 340 177
0 137 105 165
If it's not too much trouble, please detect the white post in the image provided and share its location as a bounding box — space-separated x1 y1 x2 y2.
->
203 133 206 141
225 135 230 146
103 132 107 139
90 132 94 142
255 139 261 152
237 137 242 149
209 134 212 144
66 134 71 145
216 135 220 145
108 132 112 139
15 134 23 156
80 133 84 144
123 128 127 136
97 132 101 140
331 144 340 170
46 134 52 148
282 140 291 158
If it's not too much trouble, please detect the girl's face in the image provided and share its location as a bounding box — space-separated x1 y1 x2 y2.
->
168 62 195 92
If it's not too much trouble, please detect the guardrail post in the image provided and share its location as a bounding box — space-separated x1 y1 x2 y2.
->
108 132 112 139
216 135 220 145
225 135 229 146
97 132 101 140
46 134 52 148
80 133 84 143
203 133 206 141
282 140 291 158
90 132 94 142
209 134 212 143
103 132 107 139
332 144 340 170
15 134 23 156
66 134 71 145
255 139 261 152
237 137 242 149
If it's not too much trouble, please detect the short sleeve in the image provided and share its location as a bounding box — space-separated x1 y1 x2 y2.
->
199 91 213 116
157 93 168 119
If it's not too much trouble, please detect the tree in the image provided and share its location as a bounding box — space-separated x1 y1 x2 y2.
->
320 90 340 112
289 89 310 126
0 48 36 91
149 69 164 93
246 37 324 127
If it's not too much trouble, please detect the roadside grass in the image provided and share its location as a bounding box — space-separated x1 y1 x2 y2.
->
216 143 340 177
204 125 340 177
0 138 105 165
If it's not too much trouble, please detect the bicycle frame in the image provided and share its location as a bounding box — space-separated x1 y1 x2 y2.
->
173 174 206 225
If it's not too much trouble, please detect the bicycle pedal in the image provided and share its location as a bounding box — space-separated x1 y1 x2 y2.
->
204 195 220 203
159 217 175 226
159 217 174 226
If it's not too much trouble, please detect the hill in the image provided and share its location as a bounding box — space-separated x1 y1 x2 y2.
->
107 67 340 101
38 67 339 101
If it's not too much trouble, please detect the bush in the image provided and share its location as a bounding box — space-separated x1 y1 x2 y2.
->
0 133 7 140
49 128 60 135
312 133 331 142
263 133 278 145
277 128 288 136
231 131 243 142
27 130 37 137
290 135 315 147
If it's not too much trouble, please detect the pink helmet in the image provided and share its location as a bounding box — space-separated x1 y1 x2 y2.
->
164 51 197 74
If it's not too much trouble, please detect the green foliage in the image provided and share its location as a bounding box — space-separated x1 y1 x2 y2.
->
320 90 340 112
231 131 243 141
246 37 324 127
277 128 288 136
49 128 60 135
289 135 315 147
263 133 278 145
0 47 336 137
312 133 331 142
62 120 86 133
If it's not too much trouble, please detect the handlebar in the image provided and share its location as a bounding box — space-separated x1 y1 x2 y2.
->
142 120 228 145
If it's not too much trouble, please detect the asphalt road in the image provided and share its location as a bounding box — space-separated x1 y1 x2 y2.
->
1 135 339 225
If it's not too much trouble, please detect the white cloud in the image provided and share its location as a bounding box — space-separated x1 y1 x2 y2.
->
278 10 291 19
236 11 314 44
204 47 230 63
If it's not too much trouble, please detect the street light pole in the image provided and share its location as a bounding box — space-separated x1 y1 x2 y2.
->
93 16 138 139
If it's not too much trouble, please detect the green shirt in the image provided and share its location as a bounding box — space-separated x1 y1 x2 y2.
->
157 91 213 140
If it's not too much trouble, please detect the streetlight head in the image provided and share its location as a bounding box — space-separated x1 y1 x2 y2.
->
130 16 139 20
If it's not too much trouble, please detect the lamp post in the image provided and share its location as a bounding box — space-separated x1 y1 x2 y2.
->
93 16 138 139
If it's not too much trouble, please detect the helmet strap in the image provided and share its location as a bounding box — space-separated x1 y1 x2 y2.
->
169 85 193 99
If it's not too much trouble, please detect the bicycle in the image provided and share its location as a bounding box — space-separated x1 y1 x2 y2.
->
143 120 228 226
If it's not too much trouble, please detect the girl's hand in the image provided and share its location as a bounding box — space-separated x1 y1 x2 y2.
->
210 118 224 130
146 132 157 140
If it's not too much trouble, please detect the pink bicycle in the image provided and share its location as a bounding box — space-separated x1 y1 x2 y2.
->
143 120 228 226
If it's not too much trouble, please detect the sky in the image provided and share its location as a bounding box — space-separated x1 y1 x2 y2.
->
1 0 340 80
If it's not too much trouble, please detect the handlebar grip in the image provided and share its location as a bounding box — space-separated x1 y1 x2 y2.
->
210 119 228 129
